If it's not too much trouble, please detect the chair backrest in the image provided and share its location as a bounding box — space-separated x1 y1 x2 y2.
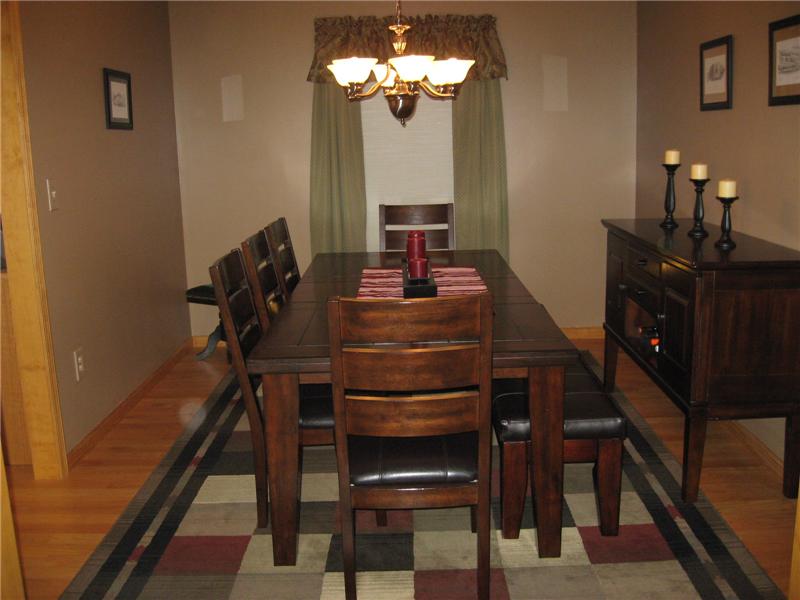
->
209 249 261 404
328 294 493 443
379 203 455 252
265 217 301 296
241 229 286 330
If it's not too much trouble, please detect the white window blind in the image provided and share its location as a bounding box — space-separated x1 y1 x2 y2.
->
362 94 453 252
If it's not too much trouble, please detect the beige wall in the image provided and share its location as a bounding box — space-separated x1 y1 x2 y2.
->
20 2 189 451
170 1 638 335
637 1 800 457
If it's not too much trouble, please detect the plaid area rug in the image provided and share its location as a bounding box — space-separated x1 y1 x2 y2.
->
62 355 784 599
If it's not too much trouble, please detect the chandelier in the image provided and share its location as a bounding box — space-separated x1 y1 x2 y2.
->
326 1 475 126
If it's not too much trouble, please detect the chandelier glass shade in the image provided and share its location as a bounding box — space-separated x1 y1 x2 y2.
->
326 1 475 125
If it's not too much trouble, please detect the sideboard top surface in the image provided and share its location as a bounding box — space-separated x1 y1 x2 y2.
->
602 218 800 271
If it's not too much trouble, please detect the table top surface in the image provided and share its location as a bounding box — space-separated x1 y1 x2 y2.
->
246 250 578 374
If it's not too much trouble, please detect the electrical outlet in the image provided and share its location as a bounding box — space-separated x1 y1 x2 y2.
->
73 347 85 381
46 178 58 211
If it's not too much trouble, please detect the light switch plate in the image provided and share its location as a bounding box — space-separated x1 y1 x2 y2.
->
46 178 58 211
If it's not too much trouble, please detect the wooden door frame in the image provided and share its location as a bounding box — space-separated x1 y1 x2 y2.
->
2 0 68 479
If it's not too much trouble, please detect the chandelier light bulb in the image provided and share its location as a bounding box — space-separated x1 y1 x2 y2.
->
427 58 476 86
372 64 398 88
327 57 379 85
388 55 435 82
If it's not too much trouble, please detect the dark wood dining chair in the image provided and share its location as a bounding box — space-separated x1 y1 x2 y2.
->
328 294 493 600
493 357 627 538
265 217 301 297
379 203 455 251
210 249 334 528
241 229 287 330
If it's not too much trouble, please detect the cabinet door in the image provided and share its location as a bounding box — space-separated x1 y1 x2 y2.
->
605 234 626 333
661 288 692 369
660 263 695 372
658 288 693 399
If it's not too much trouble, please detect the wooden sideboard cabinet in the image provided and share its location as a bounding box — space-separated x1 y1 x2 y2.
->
602 218 800 502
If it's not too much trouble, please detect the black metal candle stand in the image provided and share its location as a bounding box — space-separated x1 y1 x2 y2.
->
660 163 680 230
714 195 739 251
687 178 710 239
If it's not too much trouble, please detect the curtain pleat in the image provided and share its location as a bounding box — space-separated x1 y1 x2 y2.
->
452 79 509 260
309 83 367 255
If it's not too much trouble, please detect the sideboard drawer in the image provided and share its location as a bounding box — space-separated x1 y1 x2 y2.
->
627 245 662 281
624 272 661 317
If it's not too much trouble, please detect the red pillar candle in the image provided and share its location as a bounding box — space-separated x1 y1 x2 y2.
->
408 257 428 279
406 230 426 259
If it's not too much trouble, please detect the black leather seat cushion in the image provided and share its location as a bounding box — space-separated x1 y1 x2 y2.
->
493 363 626 442
186 284 218 306
299 383 334 429
348 431 478 486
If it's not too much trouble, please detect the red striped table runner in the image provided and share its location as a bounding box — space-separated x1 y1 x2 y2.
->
356 266 488 298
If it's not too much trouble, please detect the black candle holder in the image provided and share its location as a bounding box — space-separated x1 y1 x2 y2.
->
714 195 739 251
687 178 710 239
660 163 680 230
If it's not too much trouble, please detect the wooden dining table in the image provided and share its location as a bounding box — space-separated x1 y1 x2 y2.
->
246 249 580 565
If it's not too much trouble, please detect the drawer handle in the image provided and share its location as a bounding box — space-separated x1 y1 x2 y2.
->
636 258 648 267
618 283 628 292
635 288 648 297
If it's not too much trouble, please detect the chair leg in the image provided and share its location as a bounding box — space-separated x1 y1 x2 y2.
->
477 499 491 600
342 504 357 600
499 441 527 539
375 509 388 527
596 438 623 536
254 466 269 529
470 506 477 533
243 408 268 529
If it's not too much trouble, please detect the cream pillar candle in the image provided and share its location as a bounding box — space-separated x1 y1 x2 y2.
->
690 164 708 180
664 149 681 165
718 179 737 198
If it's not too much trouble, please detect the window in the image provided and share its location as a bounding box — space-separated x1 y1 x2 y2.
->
362 95 453 251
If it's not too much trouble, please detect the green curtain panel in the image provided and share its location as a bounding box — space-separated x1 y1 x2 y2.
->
452 79 509 260
309 83 367 255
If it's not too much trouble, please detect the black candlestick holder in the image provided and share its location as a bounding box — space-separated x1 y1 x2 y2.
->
687 178 710 238
660 163 680 230
714 195 738 251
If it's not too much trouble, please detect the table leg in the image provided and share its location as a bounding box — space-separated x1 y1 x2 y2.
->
263 373 301 565
529 365 565 558
681 407 707 503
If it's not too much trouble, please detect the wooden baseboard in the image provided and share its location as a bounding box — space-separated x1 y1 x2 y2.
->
67 340 193 468
726 421 784 480
562 326 604 340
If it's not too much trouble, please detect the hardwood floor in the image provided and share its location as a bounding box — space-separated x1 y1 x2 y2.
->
6 346 229 600
6 334 796 598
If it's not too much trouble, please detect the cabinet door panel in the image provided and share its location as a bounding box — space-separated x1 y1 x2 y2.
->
662 288 692 369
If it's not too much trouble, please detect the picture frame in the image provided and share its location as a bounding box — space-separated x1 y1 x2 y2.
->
103 68 133 129
769 14 800 106
700 35 733 111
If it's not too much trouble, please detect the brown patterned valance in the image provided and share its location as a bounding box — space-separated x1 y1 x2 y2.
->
307 14 507 83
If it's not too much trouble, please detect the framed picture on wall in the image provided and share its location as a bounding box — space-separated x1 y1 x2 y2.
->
700 35 733 111
103 68 133 129
769 14 800 106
